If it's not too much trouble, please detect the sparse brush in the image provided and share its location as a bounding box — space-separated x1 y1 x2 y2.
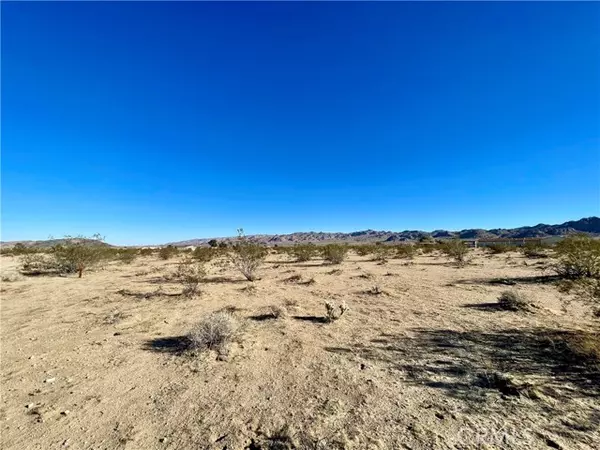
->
367 285 383 295
292 243 316 262
354 245 372 257
283 274 303 283
1 274 20 282
442 238 471 267
486 244 512 254
558 278 600 318
497 291 531 311
326 268 342 275
158 245 179 260
187 312 238 352
322 244 348 265
324 300 349 323
371 245 391 263
175 258 206 297
139 248 155 257
192 247 215 263
116 249 138 264
394 245 416 259
229 229 267 281
553 235 600 279
53 234 108 277
19 253 61 275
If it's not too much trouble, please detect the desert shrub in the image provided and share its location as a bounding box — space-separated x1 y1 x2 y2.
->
188 312 238 352
417 244 435 255
559 278 600 318
354 245 372 257
553 235 600 279
229 229 267 281
267 305 287 319
394 245 416 259
116 249 138 264
175 258 206 297
139 248 154 257
52 234 108 277
371 245 391 263
158 245 178 260
208 239 218 248
497 291 531 311
19 253 61 275
486 244 512 254
322 244 348 265
565 331 600 364
324 300 349 322
192 246 215 263
442 239 471 267
292 243 316 262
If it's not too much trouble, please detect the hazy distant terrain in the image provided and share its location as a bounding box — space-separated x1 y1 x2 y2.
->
166 216 600 247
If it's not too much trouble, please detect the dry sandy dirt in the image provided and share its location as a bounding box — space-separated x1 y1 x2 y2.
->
1 250 598 449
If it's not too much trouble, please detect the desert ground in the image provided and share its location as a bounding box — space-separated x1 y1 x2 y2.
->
1 250 598 449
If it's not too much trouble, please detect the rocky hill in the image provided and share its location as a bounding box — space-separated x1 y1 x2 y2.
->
166 216 600 247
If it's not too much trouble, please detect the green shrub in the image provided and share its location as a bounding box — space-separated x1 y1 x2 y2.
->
371 245 392 262
229 229 267 281
354 245 372 257
322 244 348 265
139 248 154 257
19 253 61 275
292 243 316 262
553 235 600 279
53 234 108 277
116 249 138 264
442 239 470 267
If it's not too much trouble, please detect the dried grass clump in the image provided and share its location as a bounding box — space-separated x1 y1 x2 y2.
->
188 312 238 352
325 300 349 323
229 229 267 281
267 305 288 319
497 291 531 311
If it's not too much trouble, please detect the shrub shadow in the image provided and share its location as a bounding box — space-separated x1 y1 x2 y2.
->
293 315 328 324
456 275 560 286
143 335 190 354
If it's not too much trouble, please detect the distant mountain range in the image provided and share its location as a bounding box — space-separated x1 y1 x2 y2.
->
166 217 600 247
2 217 598 248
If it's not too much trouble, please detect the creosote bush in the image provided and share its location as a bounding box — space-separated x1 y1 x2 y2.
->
442 238 471 267
175 258 206 297
187 312 238 352
53 234 107 278
292 243 316 262
325 300 349 322
322 244 348 265
486 244 512 255
229 229 267 281
116 249 138 264
192 246 215 263
371 245 391 263
158 245 179 260
553 235 600 279
394 244 416 259
497 291 531 311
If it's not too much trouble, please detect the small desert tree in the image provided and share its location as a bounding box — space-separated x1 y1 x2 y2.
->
442 238 470 267
229 229 267 281
54 234 107 278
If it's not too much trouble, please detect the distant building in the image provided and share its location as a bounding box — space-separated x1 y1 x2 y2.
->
464 236 564 248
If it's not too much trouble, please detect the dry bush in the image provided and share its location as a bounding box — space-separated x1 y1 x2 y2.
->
354 245 372 257
371 245 391 263
564 332 600 365
497 291 531 311
174 258 206 297
559 278 600 318
19 253 61 275
366 284 384 295
52 234 108 277
158 245 179 260
192 247 215 263
486 244 512 255
394 245 416 259
292 243 316 262
321 244 348 265
188 312 238 352
229 229 267 281
116 249 138 264
553 235 600 279
324 300 349 323
442 239 471 267
139 248 155 257
283 274 303 283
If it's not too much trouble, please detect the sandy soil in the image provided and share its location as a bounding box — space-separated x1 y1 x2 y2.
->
1 251 598 449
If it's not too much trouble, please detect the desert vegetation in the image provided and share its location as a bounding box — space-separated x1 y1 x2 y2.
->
1 233 599 449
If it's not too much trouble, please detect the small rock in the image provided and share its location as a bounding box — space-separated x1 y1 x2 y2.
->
113 332 122 336
61 410 70 416
25 403 35 409
360 363 368 370
44 377 56 384
159 437 168 443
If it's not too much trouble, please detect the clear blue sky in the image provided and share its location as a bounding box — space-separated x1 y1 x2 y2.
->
2 2 599 245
